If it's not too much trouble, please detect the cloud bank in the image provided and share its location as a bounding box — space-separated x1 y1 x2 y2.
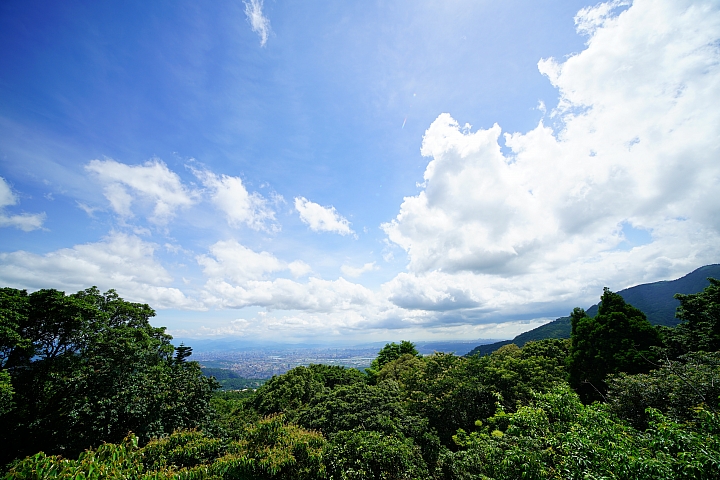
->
0 232 196 309
197 239 374 312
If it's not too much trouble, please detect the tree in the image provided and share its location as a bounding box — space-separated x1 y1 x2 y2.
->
252 365 329 420
436 384 720 480
662 278 720 357
0 370 12 416
366 341 420 383
7 417 327 480
0 287 217 464
324 430 428 480
607 351 720 429
568 288 662 402
376 353 426 385
402 352 496 447
297 380 422 437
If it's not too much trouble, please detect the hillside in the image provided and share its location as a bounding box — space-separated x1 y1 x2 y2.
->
467 264 720 356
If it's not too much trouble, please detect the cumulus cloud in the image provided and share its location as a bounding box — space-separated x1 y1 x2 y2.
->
197 239 374 312
194 170 277 231
382 0 720 315
0 213 46 232
0 177 45 231
288 260 312 278
86 159 197 224
295 196 354 236
0 232 197 309
202 276 375 312
197 239 286 283
341 262 379 278
244 0 271 47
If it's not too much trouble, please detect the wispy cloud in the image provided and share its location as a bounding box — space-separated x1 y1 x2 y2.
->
341 262 379 278
244 0 271 47
0 177 45 231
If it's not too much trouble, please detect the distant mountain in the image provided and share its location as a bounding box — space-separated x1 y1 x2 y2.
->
513 316 573 346
466 264 720 357
583 264 720 326
464 340 514 357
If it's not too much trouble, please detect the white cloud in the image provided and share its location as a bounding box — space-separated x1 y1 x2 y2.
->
295 196 354 236
288 260 312 278
201 276 375 312
197 239 286 283
0 177 45 231
197 239 374 313
0 178 15 208
77 201 99 217
0 232 197 309
382 0 720 315
194 170 277 231
85 159 197 224
244 0 271 47
574 0 630 36
0 213 46 232
341 262 379 278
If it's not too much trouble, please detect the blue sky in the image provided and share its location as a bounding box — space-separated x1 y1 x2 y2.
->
1 0 719 344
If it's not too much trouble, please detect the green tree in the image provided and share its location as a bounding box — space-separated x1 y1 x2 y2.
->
662 277 720 357
366 341 420 382
394 344 569 449
252 366 329 419
7 417 327 480
401 352 496 447
0 287 217 464
324 430 428 480
307 363 366 389
376 353 426 385
0 370 12 416
437 384 720 480
568 288 662 402
607 351 720 428
297 380 431 439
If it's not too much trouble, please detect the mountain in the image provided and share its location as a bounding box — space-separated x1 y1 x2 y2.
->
467 264 720 356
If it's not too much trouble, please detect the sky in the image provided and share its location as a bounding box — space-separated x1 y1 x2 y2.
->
1 0 719 345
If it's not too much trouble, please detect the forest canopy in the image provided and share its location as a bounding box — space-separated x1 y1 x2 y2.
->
1 280 720 479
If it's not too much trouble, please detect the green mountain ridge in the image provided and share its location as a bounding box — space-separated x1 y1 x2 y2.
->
467 264 720 356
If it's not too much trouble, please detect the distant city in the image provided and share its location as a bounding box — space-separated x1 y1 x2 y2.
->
187 340 489 379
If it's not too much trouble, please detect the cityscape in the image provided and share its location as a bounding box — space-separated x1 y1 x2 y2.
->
191 341 483 378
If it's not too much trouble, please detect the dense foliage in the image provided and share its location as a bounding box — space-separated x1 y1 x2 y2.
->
568 288 662 402
0 287 217 465
2 281 720 479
